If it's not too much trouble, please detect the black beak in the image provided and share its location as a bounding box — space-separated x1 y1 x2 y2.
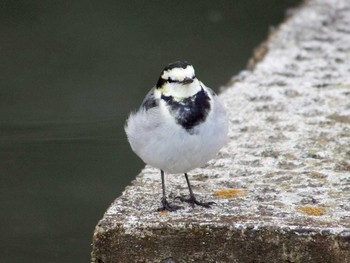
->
181 77 194 85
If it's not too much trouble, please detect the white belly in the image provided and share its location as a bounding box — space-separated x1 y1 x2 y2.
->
125 96 228 174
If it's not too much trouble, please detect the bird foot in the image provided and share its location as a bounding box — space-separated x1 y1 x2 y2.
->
175 195 216 208
157 197 183 212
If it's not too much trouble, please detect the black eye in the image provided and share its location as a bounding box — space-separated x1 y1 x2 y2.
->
192 76 196 79
168 78 178 83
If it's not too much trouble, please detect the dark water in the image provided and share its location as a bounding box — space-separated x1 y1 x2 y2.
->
0 1 300 262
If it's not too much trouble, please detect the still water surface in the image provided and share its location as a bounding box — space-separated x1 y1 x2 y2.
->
0 1 300 262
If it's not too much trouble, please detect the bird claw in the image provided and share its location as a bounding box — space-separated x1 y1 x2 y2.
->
157 197 183 212
175 195 216 208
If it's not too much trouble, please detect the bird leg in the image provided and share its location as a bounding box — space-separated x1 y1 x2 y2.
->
175 173 216 208
157 170 183 212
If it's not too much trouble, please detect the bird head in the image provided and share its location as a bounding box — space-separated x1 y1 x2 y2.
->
156 61 201 99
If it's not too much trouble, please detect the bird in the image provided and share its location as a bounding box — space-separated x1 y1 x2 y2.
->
124 61 228 212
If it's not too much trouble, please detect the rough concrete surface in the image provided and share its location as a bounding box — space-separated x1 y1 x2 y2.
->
92 0 350 262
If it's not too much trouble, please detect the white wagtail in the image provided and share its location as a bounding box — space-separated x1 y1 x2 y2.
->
125 61 228 212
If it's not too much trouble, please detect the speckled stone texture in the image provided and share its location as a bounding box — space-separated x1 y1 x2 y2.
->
92 0 350 262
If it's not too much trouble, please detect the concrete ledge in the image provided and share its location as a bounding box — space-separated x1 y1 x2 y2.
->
93 221 349 262
92 0 350 262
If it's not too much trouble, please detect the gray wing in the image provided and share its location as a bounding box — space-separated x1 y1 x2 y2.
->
140 87 159 111
199 81 217 97
203 85 217 97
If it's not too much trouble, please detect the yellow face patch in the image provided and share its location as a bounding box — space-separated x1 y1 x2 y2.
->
158 79 201 100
